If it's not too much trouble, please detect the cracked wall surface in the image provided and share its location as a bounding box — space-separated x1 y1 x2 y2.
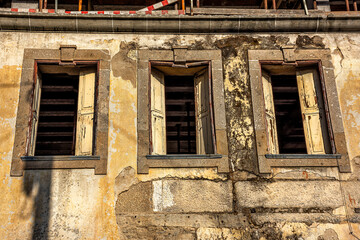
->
0 32 360 239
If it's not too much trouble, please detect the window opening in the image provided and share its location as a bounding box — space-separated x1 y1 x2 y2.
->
150 62 215 155
262 65 332 155
29 63 97 156
271 75 307 154
35 73 79 155
165 76 196 154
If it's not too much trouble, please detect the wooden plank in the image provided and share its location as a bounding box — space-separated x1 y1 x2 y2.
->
29 72 42 156
165 86 194 92
151 68 166 155
37 132 73 136
165 111 195 117
194 69 214 154
38 122 74 127
40 111 75 116
262 71 279 154
42 86 75 92
75 68 95 156
36 141 73 144
41 99 75 105
296 69 330 154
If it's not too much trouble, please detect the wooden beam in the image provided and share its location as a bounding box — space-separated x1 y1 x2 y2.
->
346 0 350 10
79 0 82 11
39 0 43 11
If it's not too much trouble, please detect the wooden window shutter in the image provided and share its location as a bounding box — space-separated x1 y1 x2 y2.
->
75 68 96 156
194 68 214 154
28 73 42 156
262 70 279 154
296 68 330 154
150 68 166 155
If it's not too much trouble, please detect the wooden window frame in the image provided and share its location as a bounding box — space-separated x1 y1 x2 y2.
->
10 48 110 176
248 48 351 173
137 49 229 174
149 61 217 155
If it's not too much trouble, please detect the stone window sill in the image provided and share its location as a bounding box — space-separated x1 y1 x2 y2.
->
262 154 342 169
265 154 341 159
19 155 102 173
146 154 223 159
21 155 100 161
138 154 229 174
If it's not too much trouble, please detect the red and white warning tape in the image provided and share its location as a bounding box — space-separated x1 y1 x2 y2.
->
0 8 185 15
138 0 178 12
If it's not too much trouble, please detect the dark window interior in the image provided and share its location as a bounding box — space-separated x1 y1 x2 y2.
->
35 73 79 155
165 76 196 154
329 0 357 11
271 75 307 154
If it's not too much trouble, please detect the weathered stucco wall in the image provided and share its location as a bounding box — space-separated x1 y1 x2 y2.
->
0 32 360 239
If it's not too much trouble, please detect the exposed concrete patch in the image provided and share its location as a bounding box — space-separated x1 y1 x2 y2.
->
114 166 139 199
196 227 249 240
116 181 152 213
152 179 233 213
271 168 339 180
120 226 196 240
296 35 325 49
318 228 339 240
111 41 138 88
235 181 343 209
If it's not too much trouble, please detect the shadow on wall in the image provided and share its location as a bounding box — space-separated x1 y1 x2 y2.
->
22 162 53 240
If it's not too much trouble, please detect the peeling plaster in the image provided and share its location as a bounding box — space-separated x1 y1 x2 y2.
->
1 32 360 239
152 180 174 212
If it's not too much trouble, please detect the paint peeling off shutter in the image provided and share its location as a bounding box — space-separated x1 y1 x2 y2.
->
75 68 95 156
296 68 329 154
29 73 42 156
194 69 214 154
262 71 279 154
151 68 166 155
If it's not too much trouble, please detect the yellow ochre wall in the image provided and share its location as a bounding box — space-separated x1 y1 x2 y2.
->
0 32 360 239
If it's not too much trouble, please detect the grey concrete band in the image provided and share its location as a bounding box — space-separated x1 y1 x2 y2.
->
1 12 360 33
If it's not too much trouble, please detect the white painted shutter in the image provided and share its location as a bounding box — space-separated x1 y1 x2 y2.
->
194 69 214 154
151 68 166 155
296 69 329 154
262 71 279 154
29 73 42 156
75 68 95 156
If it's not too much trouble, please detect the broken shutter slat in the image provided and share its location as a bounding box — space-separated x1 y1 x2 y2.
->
75 68 95 156
151 68 167 155
296 68 329 154
29 73 42 156
194 69 214 154
262 70 279 154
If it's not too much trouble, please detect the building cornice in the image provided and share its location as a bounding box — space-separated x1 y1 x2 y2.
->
1 12 360 33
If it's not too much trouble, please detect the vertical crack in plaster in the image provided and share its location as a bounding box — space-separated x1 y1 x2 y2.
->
152 180 174 212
